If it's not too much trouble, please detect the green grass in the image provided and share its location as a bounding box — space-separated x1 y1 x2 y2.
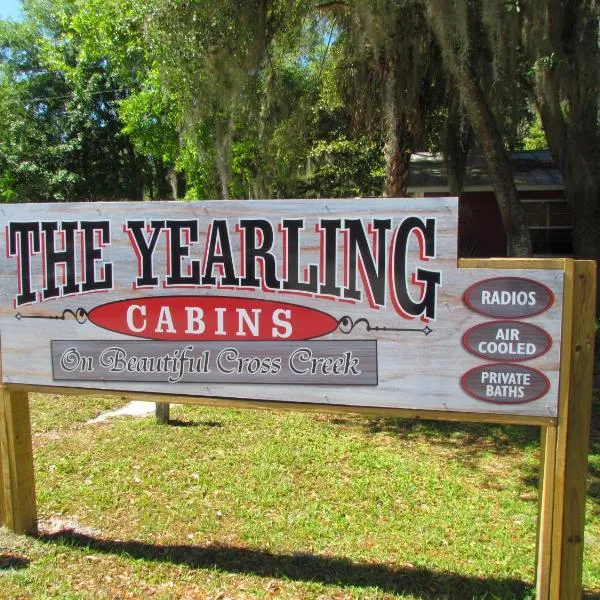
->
29 393 125 434
0 391 598 599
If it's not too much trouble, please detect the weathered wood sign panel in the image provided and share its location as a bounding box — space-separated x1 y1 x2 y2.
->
0 198 564 417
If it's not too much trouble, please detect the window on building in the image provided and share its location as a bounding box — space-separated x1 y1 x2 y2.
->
522 198 573 256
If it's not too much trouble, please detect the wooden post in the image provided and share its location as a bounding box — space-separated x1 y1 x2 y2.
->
536 424 558 600
155 402 170 425
0 389 37 534
0 418 4 526
548 260 596 599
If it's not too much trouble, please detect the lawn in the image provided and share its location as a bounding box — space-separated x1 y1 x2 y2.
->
0 391 598 599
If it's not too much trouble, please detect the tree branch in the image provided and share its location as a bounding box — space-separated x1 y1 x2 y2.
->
314 1 347 13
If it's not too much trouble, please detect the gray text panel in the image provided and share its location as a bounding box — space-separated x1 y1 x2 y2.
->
51 340 378 385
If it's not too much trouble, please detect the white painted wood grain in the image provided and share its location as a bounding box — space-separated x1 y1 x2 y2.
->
0 199 563 417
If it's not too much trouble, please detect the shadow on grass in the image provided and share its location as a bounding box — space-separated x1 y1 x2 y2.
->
166 419 223 428
357 389 600 472
515 390 600 509
0 552 29 570
589 462 600 507
587 390 600 513
38 529 532 599
363 417 540 465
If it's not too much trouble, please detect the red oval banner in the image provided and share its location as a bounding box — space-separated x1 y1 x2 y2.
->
461 363 550 404
88 296 339 341
462 320 552 362
464 277 554 318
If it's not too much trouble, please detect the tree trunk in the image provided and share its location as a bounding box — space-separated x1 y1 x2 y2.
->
126 143 145 201
571 182 600 261
425 2 532 257
167 168 179 200
215 118 233 200
154 158 173 200
459 70 531 257
383 59 411 197
384 132 411 198
556 135 600 311
523 0 600 308
444 99 472 196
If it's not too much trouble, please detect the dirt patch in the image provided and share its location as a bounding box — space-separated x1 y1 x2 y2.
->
37 516 102 538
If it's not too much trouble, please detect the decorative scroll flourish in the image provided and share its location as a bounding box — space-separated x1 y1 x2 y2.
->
15 308 89 324
337 316 432 336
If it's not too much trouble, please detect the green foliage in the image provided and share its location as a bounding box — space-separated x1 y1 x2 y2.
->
230 139 259 200
0 0 151 202
302 137 384 198
521 111 549 151
177 126 220 200
118 80 178 164
0 0 436 202
3 0 591 213
69 0 348 200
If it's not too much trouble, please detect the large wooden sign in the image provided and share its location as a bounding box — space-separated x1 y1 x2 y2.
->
0 198 596 600
0 198 564 417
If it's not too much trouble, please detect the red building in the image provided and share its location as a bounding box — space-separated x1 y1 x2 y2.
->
407 150 572 258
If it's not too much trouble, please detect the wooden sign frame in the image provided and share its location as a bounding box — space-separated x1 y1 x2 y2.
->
0 247 595 600
0 199 567 417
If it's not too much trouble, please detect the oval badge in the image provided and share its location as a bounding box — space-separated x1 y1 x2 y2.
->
464 277 554 318
461 363 550 404
88 296 339 341
462 320 552 362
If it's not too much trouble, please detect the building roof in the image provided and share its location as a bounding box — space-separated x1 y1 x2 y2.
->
407 149 564 192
